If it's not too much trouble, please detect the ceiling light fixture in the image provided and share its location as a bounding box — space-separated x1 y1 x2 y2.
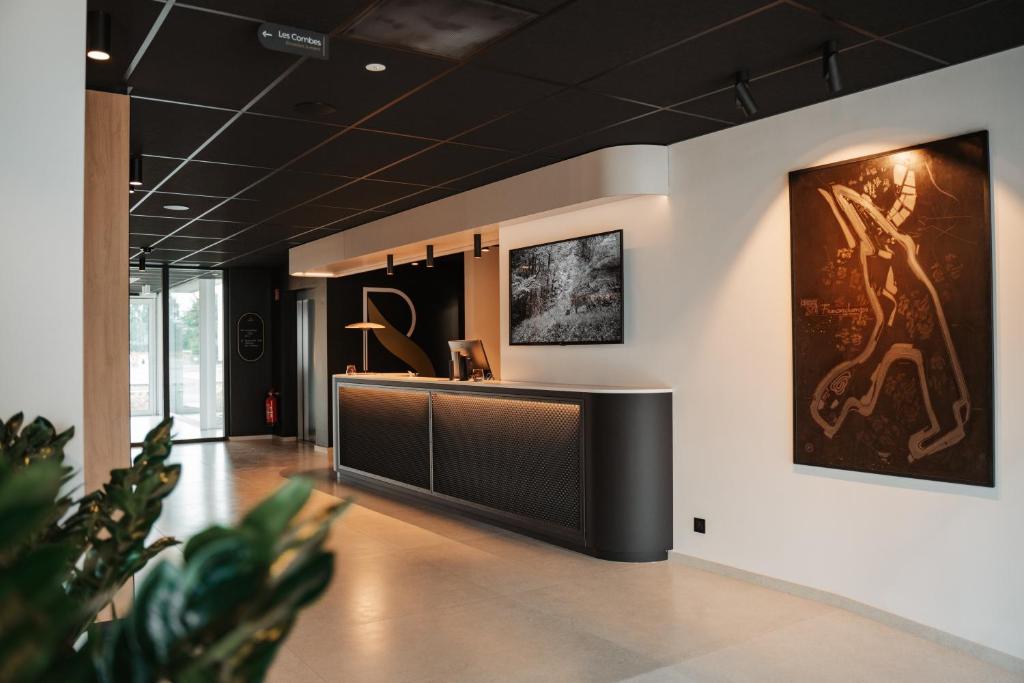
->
426 244 434 268
129 155 143 186
734 70 758 118
822 41 843 94
473 234 482 259
163 204 189 212
365 63 386 72
138 247 151 272
86 10 111 61
129 186 135 195
411 261 420 266
386 254 394 275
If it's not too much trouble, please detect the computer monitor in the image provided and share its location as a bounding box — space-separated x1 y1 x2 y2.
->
448 339 492 379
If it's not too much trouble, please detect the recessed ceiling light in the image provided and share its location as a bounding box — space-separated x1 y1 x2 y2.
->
163 204 189 212
365 62 386 72
294 100 337 116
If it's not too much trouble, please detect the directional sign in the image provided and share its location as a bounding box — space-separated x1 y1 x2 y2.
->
257 23 329 60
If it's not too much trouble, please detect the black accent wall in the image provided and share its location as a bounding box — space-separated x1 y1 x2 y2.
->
226 267 276 436
325 254 465 444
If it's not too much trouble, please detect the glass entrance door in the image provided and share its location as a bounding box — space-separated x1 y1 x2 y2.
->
129 266 226 444
168 269 225 440
130 267 164 443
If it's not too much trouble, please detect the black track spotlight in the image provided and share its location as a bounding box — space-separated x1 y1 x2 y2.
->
86 10 111 62
734 70 757 117
386 254 394 276
823 41 843 94
473 234 482 258
426 244 434 268
129 155 143 187
138 247 151 272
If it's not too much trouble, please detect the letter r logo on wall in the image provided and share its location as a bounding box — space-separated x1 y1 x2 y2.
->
360 287 434 376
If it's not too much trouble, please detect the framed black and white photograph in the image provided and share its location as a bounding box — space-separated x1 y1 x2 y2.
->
509 229 624 345
789 132 993 486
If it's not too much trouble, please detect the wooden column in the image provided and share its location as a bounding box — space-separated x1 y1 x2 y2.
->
83 90 130 491
83 89 131 618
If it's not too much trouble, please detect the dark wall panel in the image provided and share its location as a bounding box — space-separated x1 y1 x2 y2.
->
226 267 275 436
325 253 465 445
273 272 298 438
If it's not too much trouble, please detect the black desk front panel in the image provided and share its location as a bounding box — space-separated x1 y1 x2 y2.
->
332 378 672 562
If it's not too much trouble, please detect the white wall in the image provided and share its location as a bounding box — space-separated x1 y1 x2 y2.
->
0 1 86 479
499 47 1024 659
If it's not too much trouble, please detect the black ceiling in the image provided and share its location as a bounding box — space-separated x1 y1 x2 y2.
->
85 0 1024 269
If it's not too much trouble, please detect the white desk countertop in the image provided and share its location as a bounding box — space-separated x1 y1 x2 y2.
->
332 373 672 394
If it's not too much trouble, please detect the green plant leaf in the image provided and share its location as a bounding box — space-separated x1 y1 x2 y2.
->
239 477 312 559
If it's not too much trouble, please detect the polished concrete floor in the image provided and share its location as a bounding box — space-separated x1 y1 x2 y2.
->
145 439 1019 683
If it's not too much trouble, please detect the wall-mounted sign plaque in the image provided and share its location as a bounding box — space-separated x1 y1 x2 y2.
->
237 312 265 362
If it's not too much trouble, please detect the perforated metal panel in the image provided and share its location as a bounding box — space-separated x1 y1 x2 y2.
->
430 391 583 530
337 385 430 489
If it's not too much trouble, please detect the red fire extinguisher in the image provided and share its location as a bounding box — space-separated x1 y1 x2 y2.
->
265 390 279 426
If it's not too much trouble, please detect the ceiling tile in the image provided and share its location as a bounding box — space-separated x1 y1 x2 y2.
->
345 0 535 59
176 0 366 31
177 220 247 239
196 113 338 167
587 3 865 107
375 143 514 186
131 99 233 158
154 160 268 197
315 179 427 210
130 192 224 219
446 153 558 191
364 65 560 139
130 234 221 251
798 0 984 35
226 223 313 249
674 41 940 124
544 111 729 160
311 214 379 233
238 170 347 212
499 0 566 12
273 204 359 228
478 0 773 85
128 6 298 109
456 89 654 153
251 37 451 125
290 129 432 177
888 0 1024 64
130 215 190 237
148 248 228 265
203 198 271 224
373 187 456 215
135 155 184 191
223 246 292 268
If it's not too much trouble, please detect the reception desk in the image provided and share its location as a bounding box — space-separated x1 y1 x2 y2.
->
332 374 672 561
